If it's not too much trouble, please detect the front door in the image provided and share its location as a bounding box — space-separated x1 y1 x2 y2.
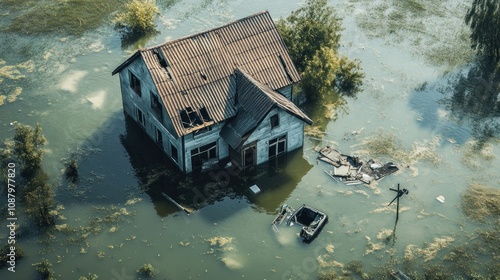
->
243 144 256 168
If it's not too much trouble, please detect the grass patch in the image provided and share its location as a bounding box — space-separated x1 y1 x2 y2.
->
6 0 129 35
461 183 500 222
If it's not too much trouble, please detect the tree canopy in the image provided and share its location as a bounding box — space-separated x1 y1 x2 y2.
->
276 0 342 73
465 0 500 62
277 0 364 100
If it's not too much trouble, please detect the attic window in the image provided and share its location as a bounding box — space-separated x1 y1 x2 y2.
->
199 107 211 122
153 48 168 68
278 54 294 82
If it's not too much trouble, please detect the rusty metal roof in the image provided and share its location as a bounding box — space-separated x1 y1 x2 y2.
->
113 11 302 137
220 69 312 151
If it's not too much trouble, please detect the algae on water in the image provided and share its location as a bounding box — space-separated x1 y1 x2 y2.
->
461 183 500 222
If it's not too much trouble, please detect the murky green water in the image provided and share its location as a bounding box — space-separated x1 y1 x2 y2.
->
1 0 499 279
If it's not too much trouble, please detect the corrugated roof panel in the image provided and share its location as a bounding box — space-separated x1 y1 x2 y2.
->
113 11 302 137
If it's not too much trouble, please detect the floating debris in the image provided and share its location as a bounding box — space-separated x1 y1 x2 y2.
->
125 197 142 205
319 146 399 185
206 236 234 247
436 195 445 203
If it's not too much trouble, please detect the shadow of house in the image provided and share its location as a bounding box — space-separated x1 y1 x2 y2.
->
112 11 312 174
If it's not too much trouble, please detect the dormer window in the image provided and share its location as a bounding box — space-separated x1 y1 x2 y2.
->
130 71 141 96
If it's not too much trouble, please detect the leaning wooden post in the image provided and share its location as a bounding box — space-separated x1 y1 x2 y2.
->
395 183 400 224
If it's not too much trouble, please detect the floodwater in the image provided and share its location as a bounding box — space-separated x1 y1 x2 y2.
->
0 0 499 279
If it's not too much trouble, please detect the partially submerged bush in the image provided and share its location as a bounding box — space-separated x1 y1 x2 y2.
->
33 258 55 280
137 263 155 277
114 0 159 34
65 158 79 184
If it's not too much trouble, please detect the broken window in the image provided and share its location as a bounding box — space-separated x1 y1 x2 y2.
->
191 142 217 170
150 92 162 118
268 135 287 159
270 114 279 129
130 71 141 96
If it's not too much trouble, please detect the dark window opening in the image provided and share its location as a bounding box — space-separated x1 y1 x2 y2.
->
199 107 212 122
130 72 141 96
268 135 286 159
156 128 163 144
137 108 145 127
270 114 279 129
171 144 178 162
191 142 217 170
150 92 163 118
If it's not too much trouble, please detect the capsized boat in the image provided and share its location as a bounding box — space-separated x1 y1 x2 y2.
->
287 204 328 243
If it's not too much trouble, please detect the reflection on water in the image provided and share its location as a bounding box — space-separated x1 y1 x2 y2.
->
120 114 313 216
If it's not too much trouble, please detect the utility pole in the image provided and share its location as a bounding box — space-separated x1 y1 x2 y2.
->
388 183 409 224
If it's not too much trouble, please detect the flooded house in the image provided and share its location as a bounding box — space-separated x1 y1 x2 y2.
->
112 11 312 173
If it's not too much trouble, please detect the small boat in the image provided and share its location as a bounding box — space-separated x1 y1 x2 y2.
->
287 204 328 243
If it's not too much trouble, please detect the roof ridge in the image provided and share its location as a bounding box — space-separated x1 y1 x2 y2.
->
142 10 270 51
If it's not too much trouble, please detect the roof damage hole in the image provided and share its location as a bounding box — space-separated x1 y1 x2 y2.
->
180 107 204 128
278 54 294 82
153 48 169 68
199 106 212 122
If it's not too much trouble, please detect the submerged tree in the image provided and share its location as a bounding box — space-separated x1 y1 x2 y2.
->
277 0 364 100
465 0 500 62
10 123 56 228
13 123 46 179
114 0 160 34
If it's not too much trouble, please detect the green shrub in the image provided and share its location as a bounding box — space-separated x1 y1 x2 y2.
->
137 263 155 277
114 0 159 34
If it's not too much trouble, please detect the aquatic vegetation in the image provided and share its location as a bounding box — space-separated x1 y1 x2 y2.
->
33 258 55 280
0 59 33 106
125 197 142 205
0 245 24 268
460 140 496 169
461 183 500 222
6 0 129 35
137 263 156 277
354 0 473 68
364 235 385 255
355 130 441 170
325 243 335 254
79 273 98 280
404 236 455 262
206 236 234 247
